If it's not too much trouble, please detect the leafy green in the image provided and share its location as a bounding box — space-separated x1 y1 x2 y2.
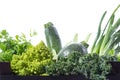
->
46 51 117 80
46 51 83 76
0 30 32 62
11 41 53 76
0 51 13 62
79 54 117 80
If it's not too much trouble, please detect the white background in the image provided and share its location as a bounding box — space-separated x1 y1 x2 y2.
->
0 0 120 50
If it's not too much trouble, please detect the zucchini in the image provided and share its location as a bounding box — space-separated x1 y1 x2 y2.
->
57 42 88 59
44 22 62 54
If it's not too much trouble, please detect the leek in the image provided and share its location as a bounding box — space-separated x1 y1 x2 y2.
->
91 4 120 56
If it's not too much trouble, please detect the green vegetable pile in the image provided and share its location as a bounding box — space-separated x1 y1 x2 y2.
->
45 4 120 80
0 4 120 80
11 41 53 75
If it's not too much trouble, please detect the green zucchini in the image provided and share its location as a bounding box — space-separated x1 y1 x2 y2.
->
44 22 62 54
57 42 88 59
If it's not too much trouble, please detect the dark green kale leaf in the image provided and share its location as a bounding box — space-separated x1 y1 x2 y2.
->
46 52 117 80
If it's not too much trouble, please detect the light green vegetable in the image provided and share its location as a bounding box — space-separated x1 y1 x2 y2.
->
44 22 62 54
11 41 53 76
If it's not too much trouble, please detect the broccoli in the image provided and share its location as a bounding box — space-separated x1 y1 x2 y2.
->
11 40 53 76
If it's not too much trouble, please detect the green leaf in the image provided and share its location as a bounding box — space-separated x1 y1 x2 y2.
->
73 33 78 42
30 29 37 37
1 30 8 36
0 35 2 38
91 11 107 53
84 33 91 43
115 45 120 54
0 43 6 51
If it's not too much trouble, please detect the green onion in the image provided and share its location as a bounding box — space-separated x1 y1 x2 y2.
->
91 4 120 56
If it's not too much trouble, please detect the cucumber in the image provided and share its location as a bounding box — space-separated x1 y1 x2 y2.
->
44 22 62 54
57 42 88 59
